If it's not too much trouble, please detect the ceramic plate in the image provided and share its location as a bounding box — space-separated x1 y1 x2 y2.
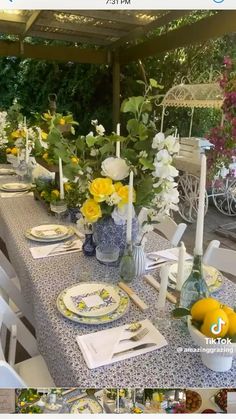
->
57 284 130 325
63 283 120 317
168 262 223 293
29 224 69 239
25 228 74 243
0 168 15 175
0 182 30 192
70 397 103 414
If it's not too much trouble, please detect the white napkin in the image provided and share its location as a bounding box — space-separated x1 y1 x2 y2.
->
30 239 83 259
145 247 192 270
0 191 33 198
76 319 167 369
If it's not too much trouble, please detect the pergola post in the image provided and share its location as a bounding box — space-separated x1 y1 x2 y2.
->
112 52 120 130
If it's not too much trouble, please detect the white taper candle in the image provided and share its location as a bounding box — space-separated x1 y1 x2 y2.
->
176 241 186 291
58 157 65 200
24 117 29 164
157 264 169 309
116 123 120 158
126 170 133 244
194 154 207 255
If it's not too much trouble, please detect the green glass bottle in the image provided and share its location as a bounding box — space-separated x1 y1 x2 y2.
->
179 252 210 309
119 243 136 283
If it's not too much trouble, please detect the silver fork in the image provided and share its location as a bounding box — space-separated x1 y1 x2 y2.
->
119 327 149 343
46 240 76 256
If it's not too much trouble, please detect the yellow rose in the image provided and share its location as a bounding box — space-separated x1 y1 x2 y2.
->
117 185 136 207
89 178 115 202
70 156 79 165
114 182 123 192
11 147 18 156
43 112 52 120
40 191 46 198
42 152 48 160
41 131 48 141
51 189 60 200
59 118 66 125
81 199 102 223
6 147 12 154
64 182 73 192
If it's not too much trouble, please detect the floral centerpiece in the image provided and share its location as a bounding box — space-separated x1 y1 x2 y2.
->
78 79 180 250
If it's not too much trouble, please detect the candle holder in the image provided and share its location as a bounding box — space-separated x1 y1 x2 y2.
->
119 242 136 283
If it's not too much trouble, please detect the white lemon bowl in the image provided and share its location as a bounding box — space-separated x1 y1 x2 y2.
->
187 316 236 372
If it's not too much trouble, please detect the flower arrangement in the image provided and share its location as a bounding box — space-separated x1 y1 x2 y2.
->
207 57 236 178
79 79 179 240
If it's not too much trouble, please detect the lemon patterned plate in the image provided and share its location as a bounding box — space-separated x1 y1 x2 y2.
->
63 283 120 317
70 397 103 414
57 284 130 325
0 182 30 192
25 227 74 243
29 224 69 239
168 262 223 293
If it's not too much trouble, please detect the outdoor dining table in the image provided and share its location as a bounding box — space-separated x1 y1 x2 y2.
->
0 169 235 387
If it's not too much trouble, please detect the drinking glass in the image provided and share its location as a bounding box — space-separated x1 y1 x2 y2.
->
14 160 28 182
50 200 67 223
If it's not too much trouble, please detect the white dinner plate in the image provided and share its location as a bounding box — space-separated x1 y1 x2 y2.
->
168 262 223 293
25 227 74 243
29 224 69 239
63 282 120 317
70 397 103 414
0 168 15 175
0 182 31 192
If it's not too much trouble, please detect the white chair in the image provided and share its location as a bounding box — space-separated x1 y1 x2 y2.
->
0 249 35 327
203 240 236 276
0 295 55 388
138 208 187 246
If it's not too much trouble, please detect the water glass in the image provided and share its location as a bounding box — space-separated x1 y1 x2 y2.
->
96 244 120 265
50 200 67 223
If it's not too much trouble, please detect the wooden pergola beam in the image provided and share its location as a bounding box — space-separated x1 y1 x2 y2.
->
0 40 108 65
23 11 42 36
67 10 160 26
29 30 109 46
120 10 236 64
111 10 191 49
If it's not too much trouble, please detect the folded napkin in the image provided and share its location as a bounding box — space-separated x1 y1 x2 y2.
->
0 191 33 198
76 319 167 369
145 247 192 270
30 239 83 259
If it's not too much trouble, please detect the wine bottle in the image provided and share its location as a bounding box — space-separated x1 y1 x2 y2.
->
179 252 210 309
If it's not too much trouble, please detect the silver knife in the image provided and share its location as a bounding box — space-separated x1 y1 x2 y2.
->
112 343 156 358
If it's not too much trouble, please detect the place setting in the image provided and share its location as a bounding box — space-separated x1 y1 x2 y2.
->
0 182 33 198
27 223 83 259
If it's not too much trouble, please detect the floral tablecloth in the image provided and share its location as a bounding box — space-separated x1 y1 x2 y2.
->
0 171 235 387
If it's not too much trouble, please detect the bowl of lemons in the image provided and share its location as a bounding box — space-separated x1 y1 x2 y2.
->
187 297 236 372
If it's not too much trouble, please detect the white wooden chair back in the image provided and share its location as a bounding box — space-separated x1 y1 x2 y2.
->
155 216 187 246
138 208 186 246
0 296 39 366
178 138 201 162
203 240 236 276
0 360 27 387
0 251 35 327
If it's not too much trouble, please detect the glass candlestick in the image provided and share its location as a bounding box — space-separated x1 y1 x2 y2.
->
119 243 135 283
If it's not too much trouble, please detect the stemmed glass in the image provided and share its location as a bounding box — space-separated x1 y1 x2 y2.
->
50 200 67 223
14 160 28 182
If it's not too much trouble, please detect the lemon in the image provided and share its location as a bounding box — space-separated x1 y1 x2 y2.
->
191 297 221 322
228 312 236 337
221 305 234 316
200 308 229 338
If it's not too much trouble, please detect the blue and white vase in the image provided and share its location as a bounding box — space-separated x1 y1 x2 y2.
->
133 243 146 278
93 216 139 253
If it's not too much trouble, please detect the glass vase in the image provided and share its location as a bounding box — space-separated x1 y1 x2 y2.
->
119 243 136 283
133 243 146 278
82 233 96 256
